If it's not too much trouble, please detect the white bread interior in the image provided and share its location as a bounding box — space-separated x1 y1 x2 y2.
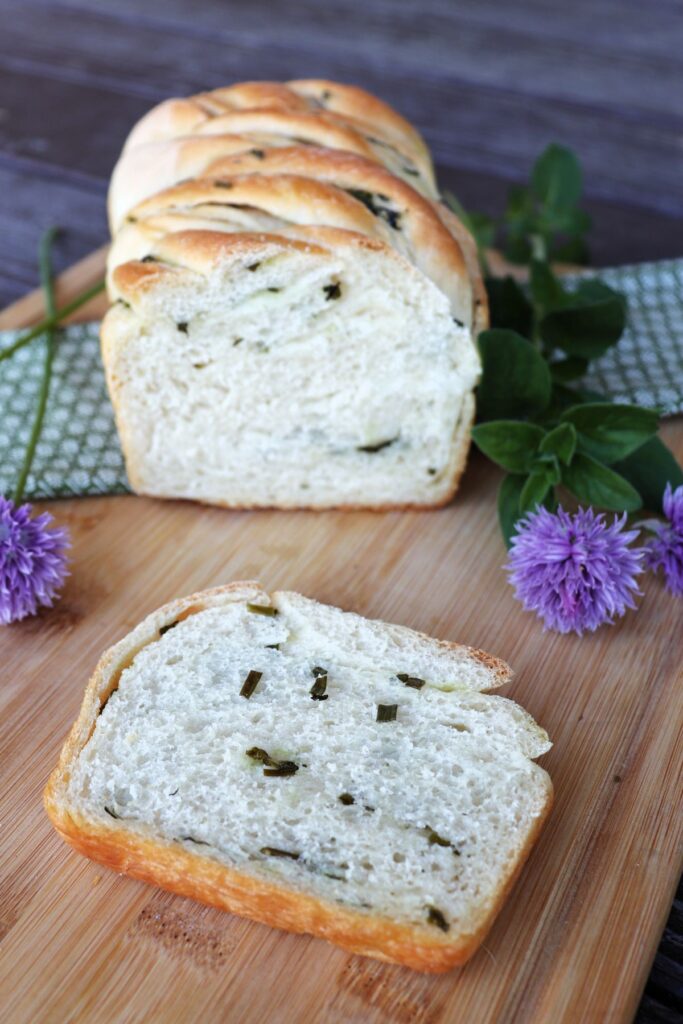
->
103 229 480 508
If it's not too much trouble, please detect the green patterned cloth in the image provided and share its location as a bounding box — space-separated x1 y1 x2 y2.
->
1 258 681 501
571 258 683 413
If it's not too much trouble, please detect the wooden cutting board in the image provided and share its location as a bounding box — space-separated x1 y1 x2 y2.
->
1 249 681 1024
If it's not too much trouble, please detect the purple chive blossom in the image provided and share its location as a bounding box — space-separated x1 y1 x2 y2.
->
507 505 644 635
0 497 70 624
644 484 683 596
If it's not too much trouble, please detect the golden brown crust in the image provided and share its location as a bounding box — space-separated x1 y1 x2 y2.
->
122 81 433 186
122 98 435 200
437 205 489 335
131 173 382 236
112 165 471 323
202 81 312 113
108 140 476 327
288 79 431 169
108 133 266 231
44 584 550 971
113 229 330 287
206 151 471 316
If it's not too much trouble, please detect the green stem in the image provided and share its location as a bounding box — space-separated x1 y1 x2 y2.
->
530 233 547 263
12 228 61 505
0 278 105 365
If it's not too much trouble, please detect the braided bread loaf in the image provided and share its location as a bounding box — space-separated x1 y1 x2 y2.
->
102 80 486 508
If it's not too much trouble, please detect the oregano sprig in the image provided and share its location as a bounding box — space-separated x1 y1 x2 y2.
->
448 143 683 545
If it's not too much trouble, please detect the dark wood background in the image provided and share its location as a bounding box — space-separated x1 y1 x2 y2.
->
0 2 681 1019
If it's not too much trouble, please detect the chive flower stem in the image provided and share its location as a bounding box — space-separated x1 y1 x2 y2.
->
13 228 61 505
0 278 105 365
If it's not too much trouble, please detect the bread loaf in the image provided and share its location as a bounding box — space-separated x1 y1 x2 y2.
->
44 582 552 972
103 78 487 508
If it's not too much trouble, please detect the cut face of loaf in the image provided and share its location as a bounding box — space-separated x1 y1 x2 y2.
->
107 172 473 326
102 228 480 508
44 583 553 972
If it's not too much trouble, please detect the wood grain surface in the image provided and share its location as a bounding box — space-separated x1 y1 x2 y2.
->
0 250 681 1023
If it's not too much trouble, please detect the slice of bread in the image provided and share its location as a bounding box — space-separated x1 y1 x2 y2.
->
45 583 552 973
102 228 480 509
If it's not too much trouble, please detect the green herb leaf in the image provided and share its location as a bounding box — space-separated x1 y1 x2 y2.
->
472 421 545 473
476 329 552 421
539 280 627 359
503 185 535 264
247 602 279 616
532 143 582 214
260 847 300 860
561 453 642 510
376 704 398 723
539 422 577 465
159 619 180 636
485 276 533 336
426 906 450 932
246 747 279 766
529 260 569 314
550 356 589 382
552 232 590 265
263 764 299 777
240 670 262 699
612 436 683 512
504 233 533 265
396 673 425 690
425 827 453 848
357 437 397 453
519 466 554 514
498 473 526 548
560 403 659 463
310 674 328 701
246 747 299 776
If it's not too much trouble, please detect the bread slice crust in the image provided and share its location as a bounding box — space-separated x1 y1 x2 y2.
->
121 81 434 186
108 169 473 326
44 583 552 973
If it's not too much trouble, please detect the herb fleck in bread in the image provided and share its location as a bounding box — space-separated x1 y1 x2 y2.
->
45 583 553 972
